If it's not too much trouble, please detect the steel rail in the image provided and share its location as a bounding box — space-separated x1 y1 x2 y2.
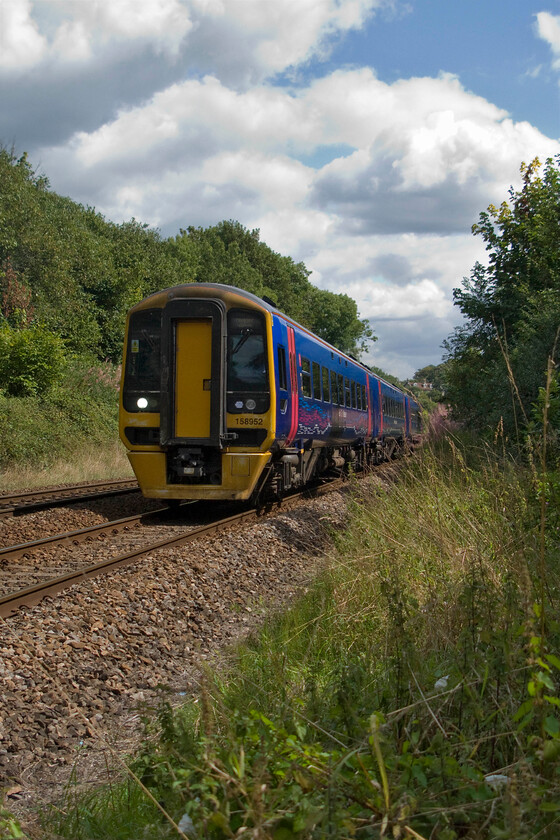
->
0 506 172 561
0 479 344 619
0 479 139 520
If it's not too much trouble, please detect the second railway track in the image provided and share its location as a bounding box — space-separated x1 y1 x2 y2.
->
0 478 140 519
0 479 345 619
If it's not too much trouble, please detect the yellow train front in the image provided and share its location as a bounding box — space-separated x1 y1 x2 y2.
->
119 284 275 502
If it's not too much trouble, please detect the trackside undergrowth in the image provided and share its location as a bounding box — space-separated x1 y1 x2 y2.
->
30 436 560 838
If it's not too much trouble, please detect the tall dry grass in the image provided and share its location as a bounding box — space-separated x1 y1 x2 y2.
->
0 439 132 493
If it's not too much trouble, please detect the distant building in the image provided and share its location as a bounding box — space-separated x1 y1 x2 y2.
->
407 381 434 391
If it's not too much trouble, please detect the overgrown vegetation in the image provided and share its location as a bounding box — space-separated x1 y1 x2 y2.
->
42 411 560 838
0 354 122 471
444 156 560 441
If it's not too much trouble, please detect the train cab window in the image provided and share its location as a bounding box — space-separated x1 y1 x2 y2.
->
301 357 312 398
338 373 345 406
123 308 162 412
277 345 287 390
330 370 338 404
322 367 330 402
312 361 321 400
227 309 270 414
227 310 268 393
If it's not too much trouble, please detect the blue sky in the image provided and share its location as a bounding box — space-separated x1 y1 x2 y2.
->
319 2 558 135
1 0 559 377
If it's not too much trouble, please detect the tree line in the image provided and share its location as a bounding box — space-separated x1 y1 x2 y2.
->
0 148 372 398
407 157 559 448
444 156 560 445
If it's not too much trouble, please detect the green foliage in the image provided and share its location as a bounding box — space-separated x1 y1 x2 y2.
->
0 803 26 839
0 323 66 396
369 365 403 387
413 362 448 394
0 355 119 467
444 157 560 439
176 221 373 356
0 147 185 361
304 286 375 356
0 151 372 365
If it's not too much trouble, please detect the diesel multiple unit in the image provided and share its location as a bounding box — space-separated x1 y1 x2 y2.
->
119 283 420 502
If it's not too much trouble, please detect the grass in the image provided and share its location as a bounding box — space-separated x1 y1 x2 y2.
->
38 432 560 839
0 357 132 491
0 439 133 492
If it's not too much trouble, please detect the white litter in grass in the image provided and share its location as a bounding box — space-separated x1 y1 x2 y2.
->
178 812 197 837
484 774 509 790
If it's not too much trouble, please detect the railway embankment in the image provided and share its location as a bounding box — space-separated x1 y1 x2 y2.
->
9 435 556 840
0 485 349 834
2 436 559 839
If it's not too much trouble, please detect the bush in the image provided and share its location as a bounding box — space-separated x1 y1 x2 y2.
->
0 323 66 397
0 354 120 468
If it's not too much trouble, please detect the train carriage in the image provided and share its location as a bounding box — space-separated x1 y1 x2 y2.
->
119 283 420 502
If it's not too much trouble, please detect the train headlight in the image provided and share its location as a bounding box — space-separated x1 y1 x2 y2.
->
246 398 256 410
136 397 149 409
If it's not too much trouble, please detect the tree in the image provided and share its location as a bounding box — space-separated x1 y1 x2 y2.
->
177 221 374 356
444 157 560 436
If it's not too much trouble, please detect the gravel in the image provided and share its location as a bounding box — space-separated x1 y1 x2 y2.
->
0 492 161 546
0 490 348 830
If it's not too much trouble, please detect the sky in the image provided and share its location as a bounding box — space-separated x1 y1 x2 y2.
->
2 1 560 378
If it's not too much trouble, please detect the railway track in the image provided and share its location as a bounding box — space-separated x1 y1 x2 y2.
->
0 478 140 520
0 480 344 619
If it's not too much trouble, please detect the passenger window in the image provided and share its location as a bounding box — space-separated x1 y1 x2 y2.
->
362 385 367 411
345 377 351 406
322 367 330 402
356 384 362 411
301 358 312 398
277 345 287 391
330 370 338 404
313 361 321 399
351 381 357 409
338 374 345 406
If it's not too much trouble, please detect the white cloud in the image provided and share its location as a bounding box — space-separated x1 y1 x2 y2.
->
0 0 193 72
0 0 383 77
0 0 46 69
536 11 560 69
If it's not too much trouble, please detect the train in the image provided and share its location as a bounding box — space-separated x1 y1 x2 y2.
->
119 283 420 503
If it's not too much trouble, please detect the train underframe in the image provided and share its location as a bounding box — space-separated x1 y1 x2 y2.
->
251 434 409 503
128 433 412 507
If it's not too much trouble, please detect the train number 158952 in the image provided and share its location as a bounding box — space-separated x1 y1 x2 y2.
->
232 416 264 426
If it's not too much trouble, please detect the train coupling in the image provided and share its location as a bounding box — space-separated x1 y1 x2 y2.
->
168 446 222 484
